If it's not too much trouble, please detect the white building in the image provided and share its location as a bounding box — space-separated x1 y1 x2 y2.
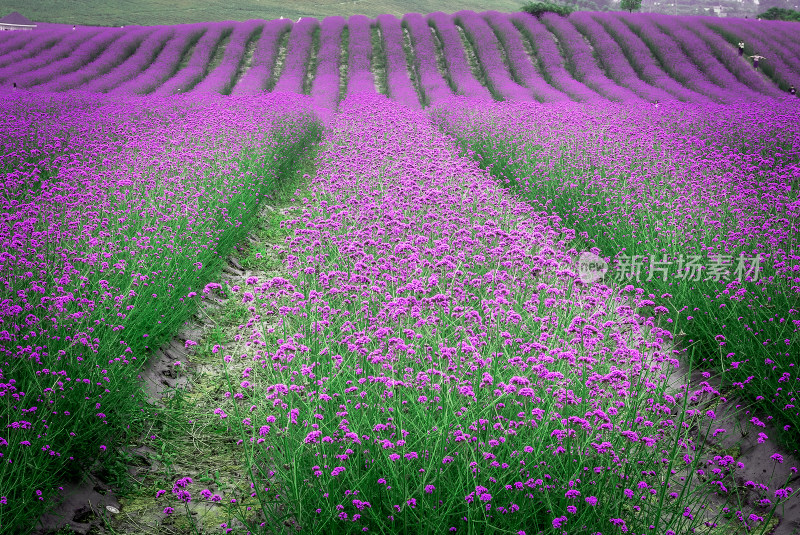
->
0 12 36 31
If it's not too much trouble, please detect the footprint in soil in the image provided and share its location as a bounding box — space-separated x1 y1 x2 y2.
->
34 477 122 535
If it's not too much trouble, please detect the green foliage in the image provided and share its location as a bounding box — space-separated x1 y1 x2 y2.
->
620 0 643 12
757 7 800 21
521 1 575 17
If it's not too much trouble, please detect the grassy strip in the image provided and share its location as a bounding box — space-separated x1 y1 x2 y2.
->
370 23 389 96
302 26 321 95
427 23 458 95
400 22 428 107
338 26 349 104
266 29 290 92
225 24 264 95
452 18 502 101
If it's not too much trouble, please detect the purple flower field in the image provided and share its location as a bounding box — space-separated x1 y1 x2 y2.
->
1 11 797 103
0 8 799 535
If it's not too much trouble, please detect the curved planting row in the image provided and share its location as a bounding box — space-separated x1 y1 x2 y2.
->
510 13 601 102
11 30 122 89
231 18 292 95
0 28 101 84
652 16 763 101
377 14 421 109
570 12 676 102
2 12 796 105
590 12 707 102
541 12 641 102
36 28 155 93
193 20 264 95
110 24 208 96
621 13 742 103
272 17 317 94
483 10 569 103
705 17 800 91
0 29 71 70
310 16 345 109
454 10 532 102
678 17 783 98
80 27 175 93
150 23 233 96
402 13 453 105
345 15 375 95
427 11 493 100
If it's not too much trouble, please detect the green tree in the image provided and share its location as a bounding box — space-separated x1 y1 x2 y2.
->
521 1 575 17
757 7 800 21
620 0 642 12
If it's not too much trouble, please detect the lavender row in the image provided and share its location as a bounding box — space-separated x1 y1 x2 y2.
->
740 20 800 74
706 18 800 89
652 15 762 101
15 30 123 89
310 16 345 109
0 29 100 84
0 30 69 70
766 22 800 55
570 12 675 102
110 25 208 95
401 13 452 105
621 14 735 103
0 31 36 58
193 21 264 94
150 23 233 96
272 18 317 94
426 12 492 100
589 12 707 103
679 18 783 98
231 19 292 95
376 14 421 109
81 27 175 93
37 28 154 92
345 15 377 96
509 13 600 102
454 10 532 101
482 11 568 103
540 13 641 103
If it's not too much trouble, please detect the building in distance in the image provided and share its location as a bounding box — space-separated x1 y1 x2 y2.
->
0 12 37 31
